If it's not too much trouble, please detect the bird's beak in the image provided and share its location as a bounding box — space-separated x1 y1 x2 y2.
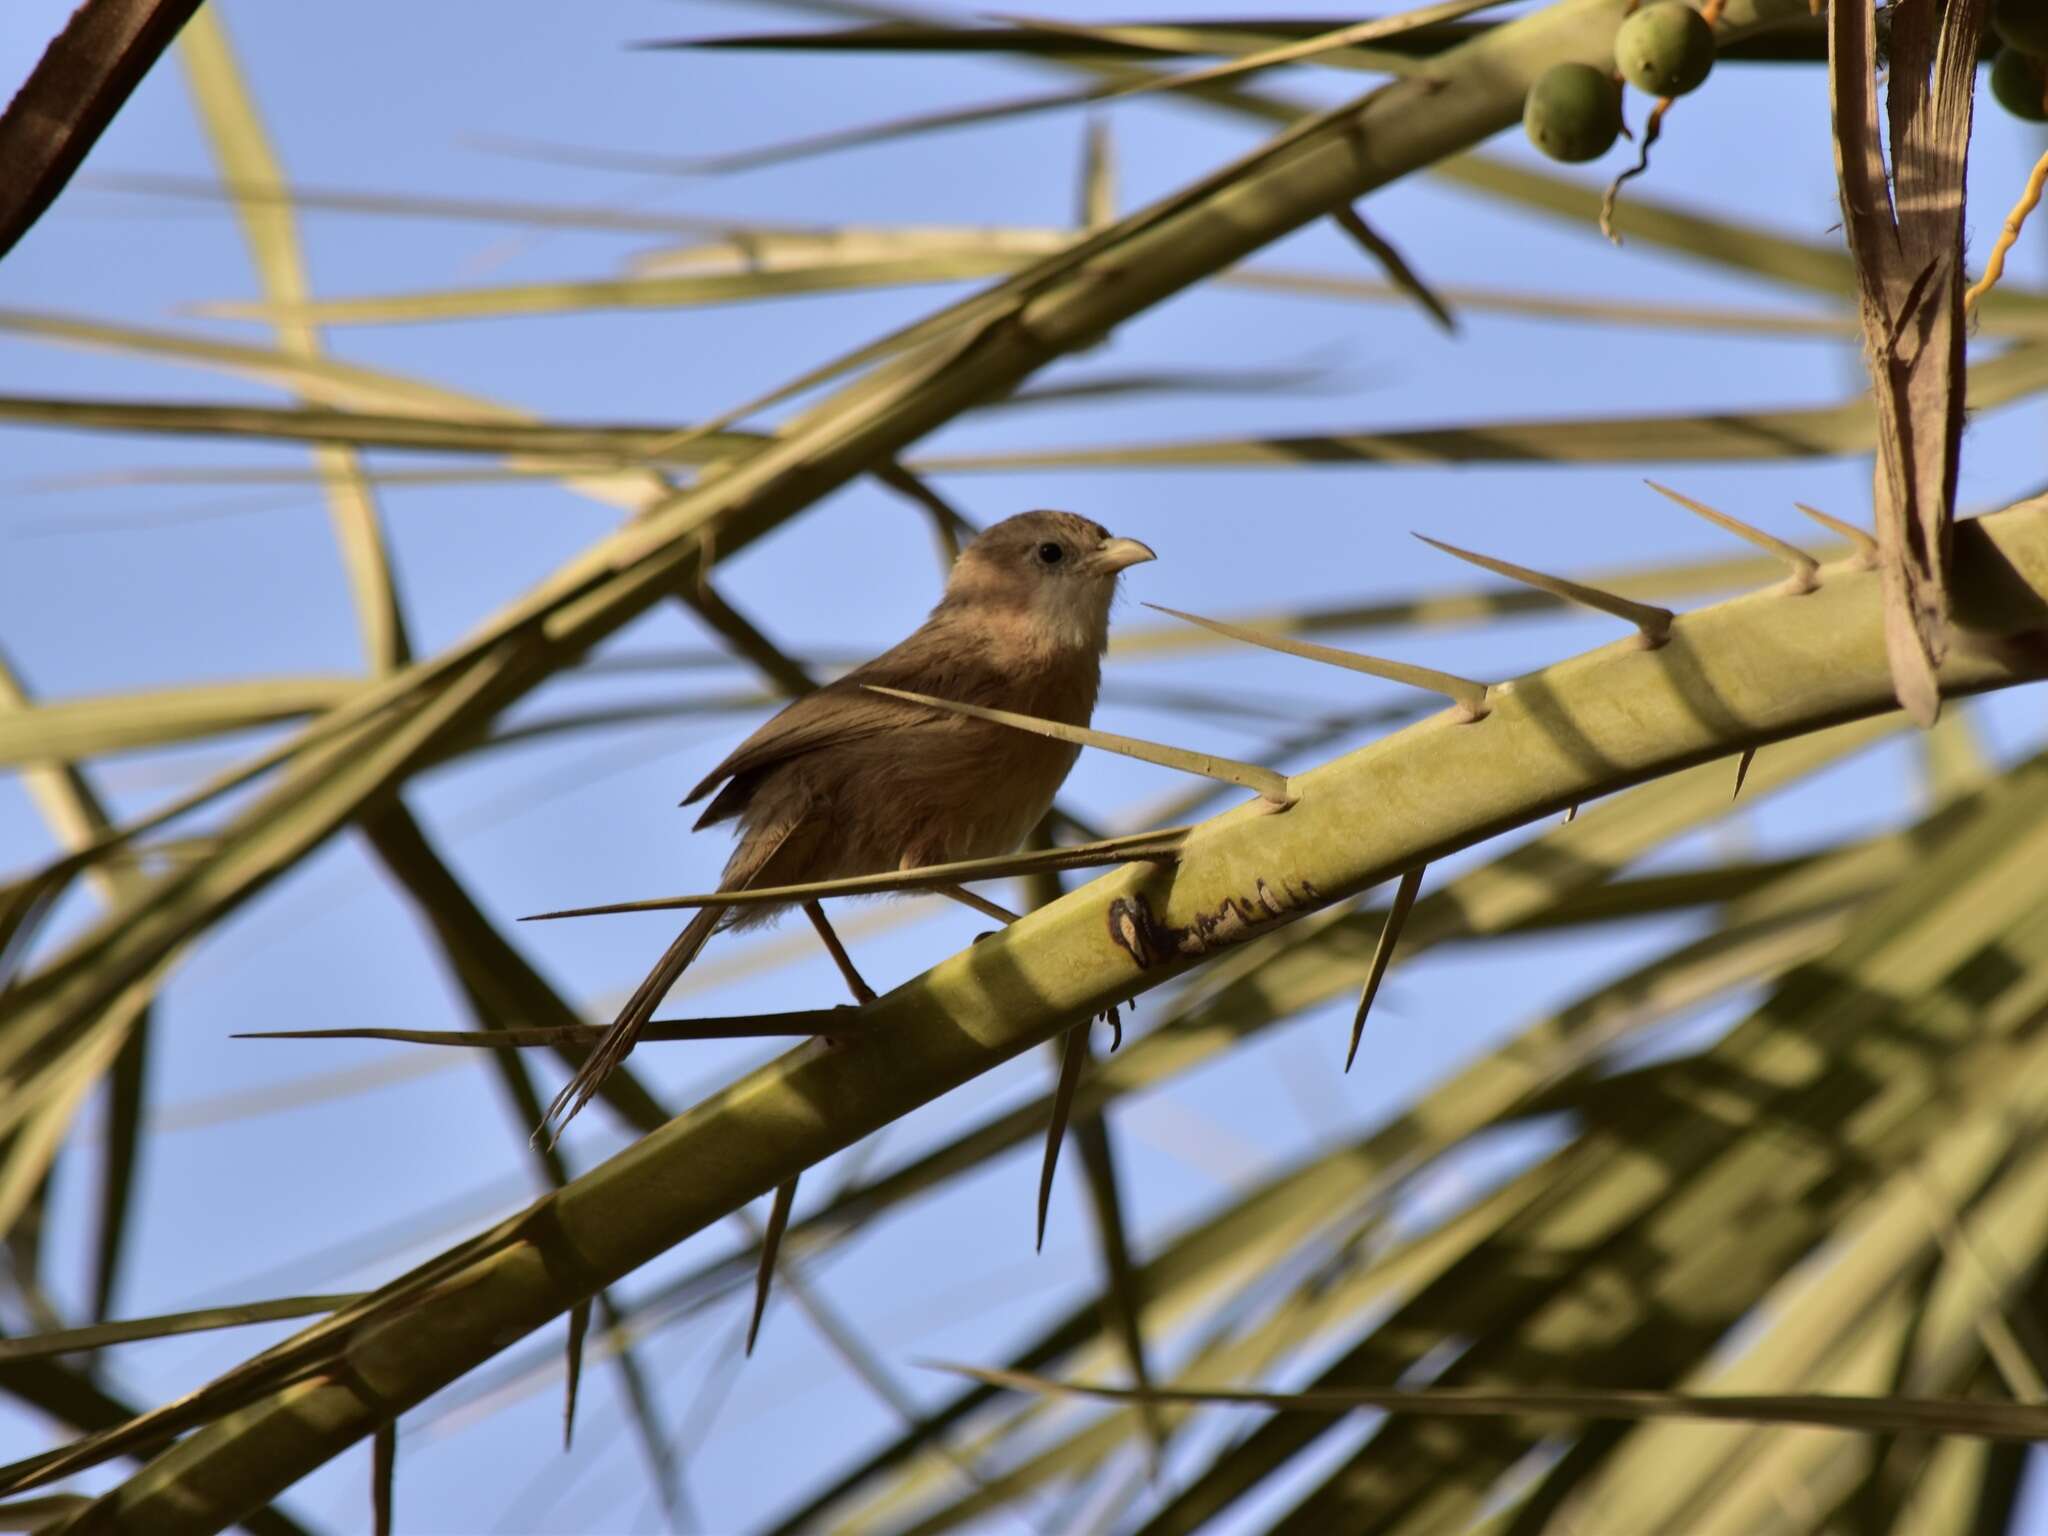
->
1091 536 1157 574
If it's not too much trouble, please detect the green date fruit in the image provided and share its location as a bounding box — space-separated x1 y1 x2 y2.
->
1524 63 1624 163
1992 48 2048 122
1993 0 2048 58
1615 3 1716 98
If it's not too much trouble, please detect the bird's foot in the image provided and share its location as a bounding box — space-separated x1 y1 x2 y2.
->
822 1000 871 1051
1096 1003 1123 1053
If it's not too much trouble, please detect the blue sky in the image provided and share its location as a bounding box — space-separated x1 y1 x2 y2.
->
2 2 2047 1530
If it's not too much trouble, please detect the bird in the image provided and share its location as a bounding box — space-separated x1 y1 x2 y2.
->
542 509 1157 1138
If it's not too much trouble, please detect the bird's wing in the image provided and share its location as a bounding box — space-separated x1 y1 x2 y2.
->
682 630 985 821
681 685 905 809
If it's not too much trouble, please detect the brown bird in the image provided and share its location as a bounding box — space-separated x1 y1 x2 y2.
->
543 510 1156 1136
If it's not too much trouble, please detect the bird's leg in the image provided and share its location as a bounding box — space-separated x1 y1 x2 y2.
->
802 899 877 1007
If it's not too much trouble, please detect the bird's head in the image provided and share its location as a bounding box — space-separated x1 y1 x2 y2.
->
939 510 1156 653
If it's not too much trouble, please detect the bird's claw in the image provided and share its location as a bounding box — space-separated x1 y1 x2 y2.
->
1097 1004 1122 1052
822 1002 870 1051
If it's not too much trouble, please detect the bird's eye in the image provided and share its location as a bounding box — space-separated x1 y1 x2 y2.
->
1036 542 1066 566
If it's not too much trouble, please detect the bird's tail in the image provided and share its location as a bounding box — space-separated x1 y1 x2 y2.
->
540 902 726 1143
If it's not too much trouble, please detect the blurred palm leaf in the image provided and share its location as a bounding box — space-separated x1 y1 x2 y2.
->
0 0 203 259
913 346 2048 472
